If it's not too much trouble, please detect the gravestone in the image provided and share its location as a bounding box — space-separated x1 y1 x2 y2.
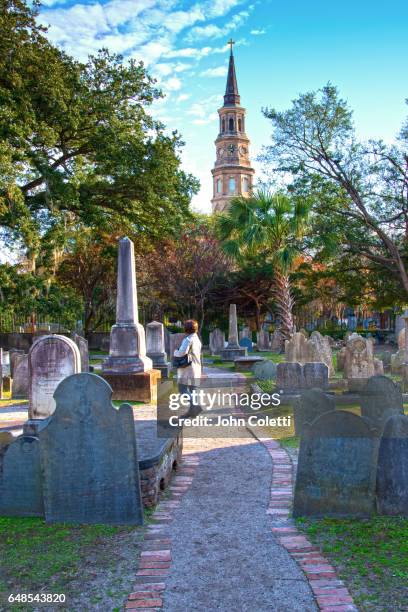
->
72 333 89 372
285 332 308 363
10 349 24 377
307 332 334 376
343 335 383 391
376 414 408 516
29 335 81 419
270 330 284 353
11 353 29 399
209 328 225 355
252 360 277 381
276 362 303 392
239 337 253 352
102 237 159 402
360 376 404 429
146 321 170 378
220 304 247 361
294 388 335 436
294 410 378 517
39 373 143 525
303 362 329 390
0 436 43 517
257 329 270 351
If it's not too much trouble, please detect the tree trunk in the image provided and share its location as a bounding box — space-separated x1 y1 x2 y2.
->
272 270 294 340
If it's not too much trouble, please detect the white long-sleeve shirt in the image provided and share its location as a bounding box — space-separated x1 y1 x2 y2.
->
174 333 202 383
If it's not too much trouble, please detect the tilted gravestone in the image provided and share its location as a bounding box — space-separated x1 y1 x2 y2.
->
29 335 81 419
209 328 225 355
376 414 408 516
252 360 277 381
72 333 89 372
294 410 379 517
294 388 335 436
12 353 29 399
39 373 143 525
0 436 43 517
360 375 404 430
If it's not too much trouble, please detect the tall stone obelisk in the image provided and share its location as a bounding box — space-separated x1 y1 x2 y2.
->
219 304 247 361
102 238 160 401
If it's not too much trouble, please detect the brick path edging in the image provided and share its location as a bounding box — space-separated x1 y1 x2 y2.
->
125 455 199 611
252 432 359 612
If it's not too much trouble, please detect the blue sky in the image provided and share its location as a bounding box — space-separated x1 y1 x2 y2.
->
37 0 408 213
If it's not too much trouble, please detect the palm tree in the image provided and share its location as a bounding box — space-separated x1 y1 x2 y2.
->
217 189 310 340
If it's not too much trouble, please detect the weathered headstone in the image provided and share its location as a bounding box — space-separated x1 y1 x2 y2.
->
285 332 308 363
146 321 170 378
39 373 143 525
29 335 81 419
11 353 29 399
343 335 383 391
10 349 24 377
209 328 225 355
270 330 284 353
252 360 277 381
294 388 335 436
376 414 408 516
360 375 404 429
220 304 247 360
72 333 89 372
0 436 43 517
285 331 334 375
276 362 303 392
303 362 329 390
257 329 270 351
294 410 379 517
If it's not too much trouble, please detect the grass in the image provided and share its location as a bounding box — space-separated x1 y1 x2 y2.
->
0 514 146 611
296 516 408 611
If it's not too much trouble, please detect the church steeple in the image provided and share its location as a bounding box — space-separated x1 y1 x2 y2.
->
211 41 255 214
224 40 240 106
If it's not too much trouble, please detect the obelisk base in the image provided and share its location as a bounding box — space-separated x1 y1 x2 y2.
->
102 370 161 403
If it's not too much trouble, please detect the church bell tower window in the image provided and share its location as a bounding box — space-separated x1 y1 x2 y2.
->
229 117 234 132
229 177 235 193
216 178 222 193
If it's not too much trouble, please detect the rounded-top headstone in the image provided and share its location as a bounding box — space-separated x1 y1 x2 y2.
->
252 360 277 381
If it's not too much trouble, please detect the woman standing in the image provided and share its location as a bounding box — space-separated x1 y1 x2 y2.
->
173 319 202 417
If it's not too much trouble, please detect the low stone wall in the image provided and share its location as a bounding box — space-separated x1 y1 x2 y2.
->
139 432 183 507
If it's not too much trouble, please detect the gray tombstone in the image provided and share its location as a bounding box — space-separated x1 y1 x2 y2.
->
209 328 225 356
276 362 303 391
12 353 29 399
0 436 43 517
252 360 277 381
270 330 284 353
10 349 24 378
294 388 335 436
39 373 143 525
294 410 379 517
360 375 404 429
146 321 170 378
376 414 408 516
257 329 270 351
303 362 329 390
29 335 81 419
72 333 89 372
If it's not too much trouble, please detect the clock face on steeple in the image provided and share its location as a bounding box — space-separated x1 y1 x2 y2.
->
227 144 235 154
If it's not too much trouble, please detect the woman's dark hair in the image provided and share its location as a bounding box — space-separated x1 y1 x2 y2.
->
184 319 198 334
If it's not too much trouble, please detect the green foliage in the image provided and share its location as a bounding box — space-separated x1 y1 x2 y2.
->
0 0 198 258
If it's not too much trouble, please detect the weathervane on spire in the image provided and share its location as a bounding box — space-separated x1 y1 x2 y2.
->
228 38 235 55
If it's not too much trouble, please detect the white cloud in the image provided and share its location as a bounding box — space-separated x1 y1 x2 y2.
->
200 65 228 77
177 93 191 103
192 112 218 125
164 76 182 91
250 28 266 35
185 8 251 42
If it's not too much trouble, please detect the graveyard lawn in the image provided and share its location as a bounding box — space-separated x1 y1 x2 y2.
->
0 515 149 611
297 516 408 611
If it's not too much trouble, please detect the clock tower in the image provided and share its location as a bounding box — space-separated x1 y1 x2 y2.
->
211 40 255 214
